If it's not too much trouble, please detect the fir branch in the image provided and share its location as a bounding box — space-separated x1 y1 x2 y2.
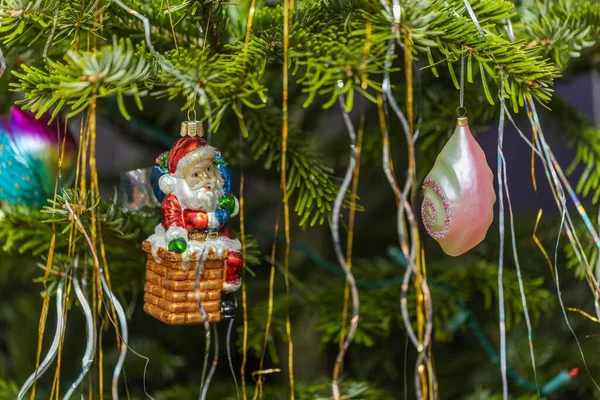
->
236 294 289 359
4 0 584 122
0 379 18 400
548 97 600 207
185 0 229 51
0 191 156 280
0 189 258 290
564 225 597 281
0 0 107 55
519 0 600 69
434 257 553 331
0 0 59 47
154 40 268 132
295 380 394 400
244 107 352 227
404 0 561 107
567 126 600 203
288 2 391 109
10 36 155 119
243 234 263 267
154 0 231 51
250 0 561 110
103 338 186 384
242 4 393 110
318 283 400 348
50 0 106 48
315 253 552 346
152 380 394 400
0 202 59 256
244 3 282 35
107 0 204 51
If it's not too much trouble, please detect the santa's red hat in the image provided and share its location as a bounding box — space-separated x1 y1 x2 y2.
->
167 136 216 173
158 136 217 194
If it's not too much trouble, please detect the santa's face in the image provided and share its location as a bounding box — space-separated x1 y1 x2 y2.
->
174 158 224 211
181 158 219 191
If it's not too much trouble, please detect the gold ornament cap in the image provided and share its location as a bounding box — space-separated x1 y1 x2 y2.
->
180 121 204 137
457 116 468 127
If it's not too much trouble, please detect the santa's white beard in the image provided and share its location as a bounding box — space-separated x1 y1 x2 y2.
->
173 177 224 212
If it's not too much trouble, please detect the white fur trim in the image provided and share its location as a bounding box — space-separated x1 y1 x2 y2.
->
146 224 241 266
205 236 241 251
154 224 166 236
224 280 241 293
158 174 177 194
166 226 188 241
208 212 220 229
175 146 216 174
187 240 206 258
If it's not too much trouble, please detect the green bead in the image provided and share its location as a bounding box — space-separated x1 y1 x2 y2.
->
219 194 236 213
168 237 187 254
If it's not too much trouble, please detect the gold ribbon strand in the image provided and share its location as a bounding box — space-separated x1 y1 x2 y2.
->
281 0 295 397
240 1 258 396
404 30 432 399
253 214 280 400
239 131 249 400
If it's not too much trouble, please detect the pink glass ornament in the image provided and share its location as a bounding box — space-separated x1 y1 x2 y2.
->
421 117 496 256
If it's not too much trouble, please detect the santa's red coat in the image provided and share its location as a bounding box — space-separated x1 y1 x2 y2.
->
162 193 242 289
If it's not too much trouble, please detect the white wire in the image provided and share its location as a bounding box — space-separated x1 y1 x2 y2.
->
17 278 66 400
64 257 96 400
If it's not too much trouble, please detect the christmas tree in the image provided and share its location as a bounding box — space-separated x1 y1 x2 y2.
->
1 0 600 399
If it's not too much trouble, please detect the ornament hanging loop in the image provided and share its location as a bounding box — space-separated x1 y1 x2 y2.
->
457 47 467 118
186 107 197 123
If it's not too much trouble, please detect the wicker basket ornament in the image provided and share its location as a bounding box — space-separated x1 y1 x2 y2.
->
142 240 227 324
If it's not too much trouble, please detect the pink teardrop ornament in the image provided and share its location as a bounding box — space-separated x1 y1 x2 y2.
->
421 117 496 256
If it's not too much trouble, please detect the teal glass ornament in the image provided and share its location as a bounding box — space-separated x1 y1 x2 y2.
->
0 107 76 207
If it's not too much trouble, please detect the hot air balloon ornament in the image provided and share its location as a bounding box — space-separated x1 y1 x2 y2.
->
421 117 496 256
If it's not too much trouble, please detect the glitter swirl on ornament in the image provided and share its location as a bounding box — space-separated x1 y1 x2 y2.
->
422 200 436 223
421 177 451 239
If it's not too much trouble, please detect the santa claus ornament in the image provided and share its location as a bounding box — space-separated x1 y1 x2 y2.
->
421 117 496 256
143 121 242 324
